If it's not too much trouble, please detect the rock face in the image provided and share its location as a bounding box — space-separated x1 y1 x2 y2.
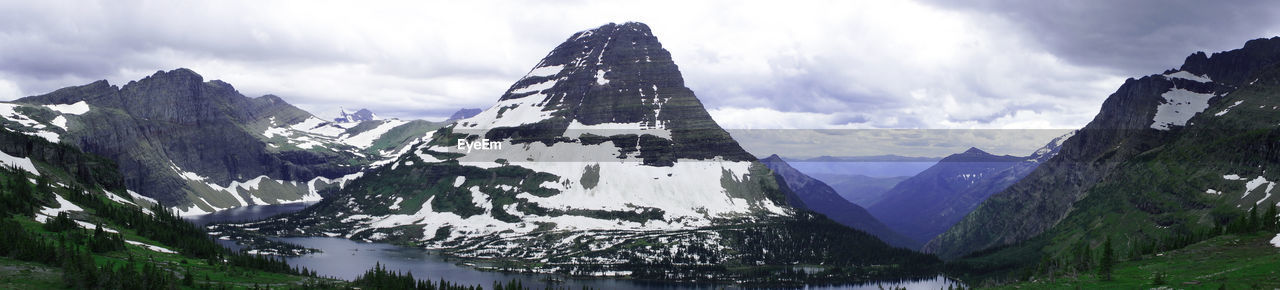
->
229 23 933 272
7 69 426 214
927 37 1280 260
868 135 1070 246
761 154 919 249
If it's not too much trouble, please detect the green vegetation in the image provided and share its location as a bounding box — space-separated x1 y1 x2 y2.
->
990 232 1280 289
944 66 1280 287
350 262 569 290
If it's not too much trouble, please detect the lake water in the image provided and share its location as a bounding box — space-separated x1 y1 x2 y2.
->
188 203 964 289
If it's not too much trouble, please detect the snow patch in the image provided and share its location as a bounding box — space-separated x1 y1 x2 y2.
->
567 119 671 139
457 93 554 129
341 119 408 148
126 240 177 254
510 78 562 95
1150 89 1214 130
595 69 610 85
44 101 91 115
37 194 83 221
1215 100 1244 116
0 150 40 175
525 64 564 79
1163 71 1213 83
50 116 68 130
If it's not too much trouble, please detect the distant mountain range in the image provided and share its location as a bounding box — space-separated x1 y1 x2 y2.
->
868 136 1070 246
334 108 377 123
762 155 920 249
809 173 909 207
785 155 943 162
445 108 481 122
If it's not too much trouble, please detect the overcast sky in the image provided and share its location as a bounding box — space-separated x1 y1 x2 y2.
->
2 1 1278 156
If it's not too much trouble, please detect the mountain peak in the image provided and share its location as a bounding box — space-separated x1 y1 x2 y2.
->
335 108 376 123
962 147 988 154
146 68 203 81
567 22 653 43
454 22 753 163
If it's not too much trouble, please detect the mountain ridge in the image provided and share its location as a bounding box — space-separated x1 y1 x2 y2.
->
5 68 435 214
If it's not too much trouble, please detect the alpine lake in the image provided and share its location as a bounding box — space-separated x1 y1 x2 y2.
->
186 202 963 289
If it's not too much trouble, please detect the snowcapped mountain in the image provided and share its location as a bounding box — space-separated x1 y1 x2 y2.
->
867 134 1072 246
224 22 934 273
4 69 439 215
334 108 377 123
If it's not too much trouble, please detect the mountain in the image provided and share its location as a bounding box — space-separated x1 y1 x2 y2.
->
810 173 909 207
868 136 1071 246
445 108 482 122
5 69 436 215
761 154 920 249
335 108 377 123
0 123 327 287
221 22 937 278
928 37 1280 265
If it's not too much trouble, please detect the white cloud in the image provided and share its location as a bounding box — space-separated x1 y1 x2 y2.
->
0 0 1263 131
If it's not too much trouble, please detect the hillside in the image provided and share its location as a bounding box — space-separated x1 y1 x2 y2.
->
930 37 1280 283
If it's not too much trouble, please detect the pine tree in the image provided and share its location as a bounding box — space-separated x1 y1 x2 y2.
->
1264 204 1278 231
1099 236 1114 281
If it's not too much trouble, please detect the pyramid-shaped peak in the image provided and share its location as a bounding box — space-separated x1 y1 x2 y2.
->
963 147 988 154
453 22 755 163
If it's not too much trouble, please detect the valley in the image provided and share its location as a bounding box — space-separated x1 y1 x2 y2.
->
2 2 1280 288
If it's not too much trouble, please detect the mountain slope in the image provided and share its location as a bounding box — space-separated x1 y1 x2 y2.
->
869 135 1070 246
761 154 919 249
810 174 909 207
0 124 330 288
5 69 432 214
928 37 1280 261
221 22 938 279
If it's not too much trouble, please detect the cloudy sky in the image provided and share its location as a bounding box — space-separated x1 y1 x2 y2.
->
2 1 1278 156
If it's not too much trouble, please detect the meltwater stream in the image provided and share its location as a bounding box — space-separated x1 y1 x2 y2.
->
186 203 963 289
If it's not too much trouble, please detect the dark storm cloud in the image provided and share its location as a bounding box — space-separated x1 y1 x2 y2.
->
920 0 1280 75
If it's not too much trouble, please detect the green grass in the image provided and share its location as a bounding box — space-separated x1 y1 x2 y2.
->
992 232 1280 289
0 257 63 289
